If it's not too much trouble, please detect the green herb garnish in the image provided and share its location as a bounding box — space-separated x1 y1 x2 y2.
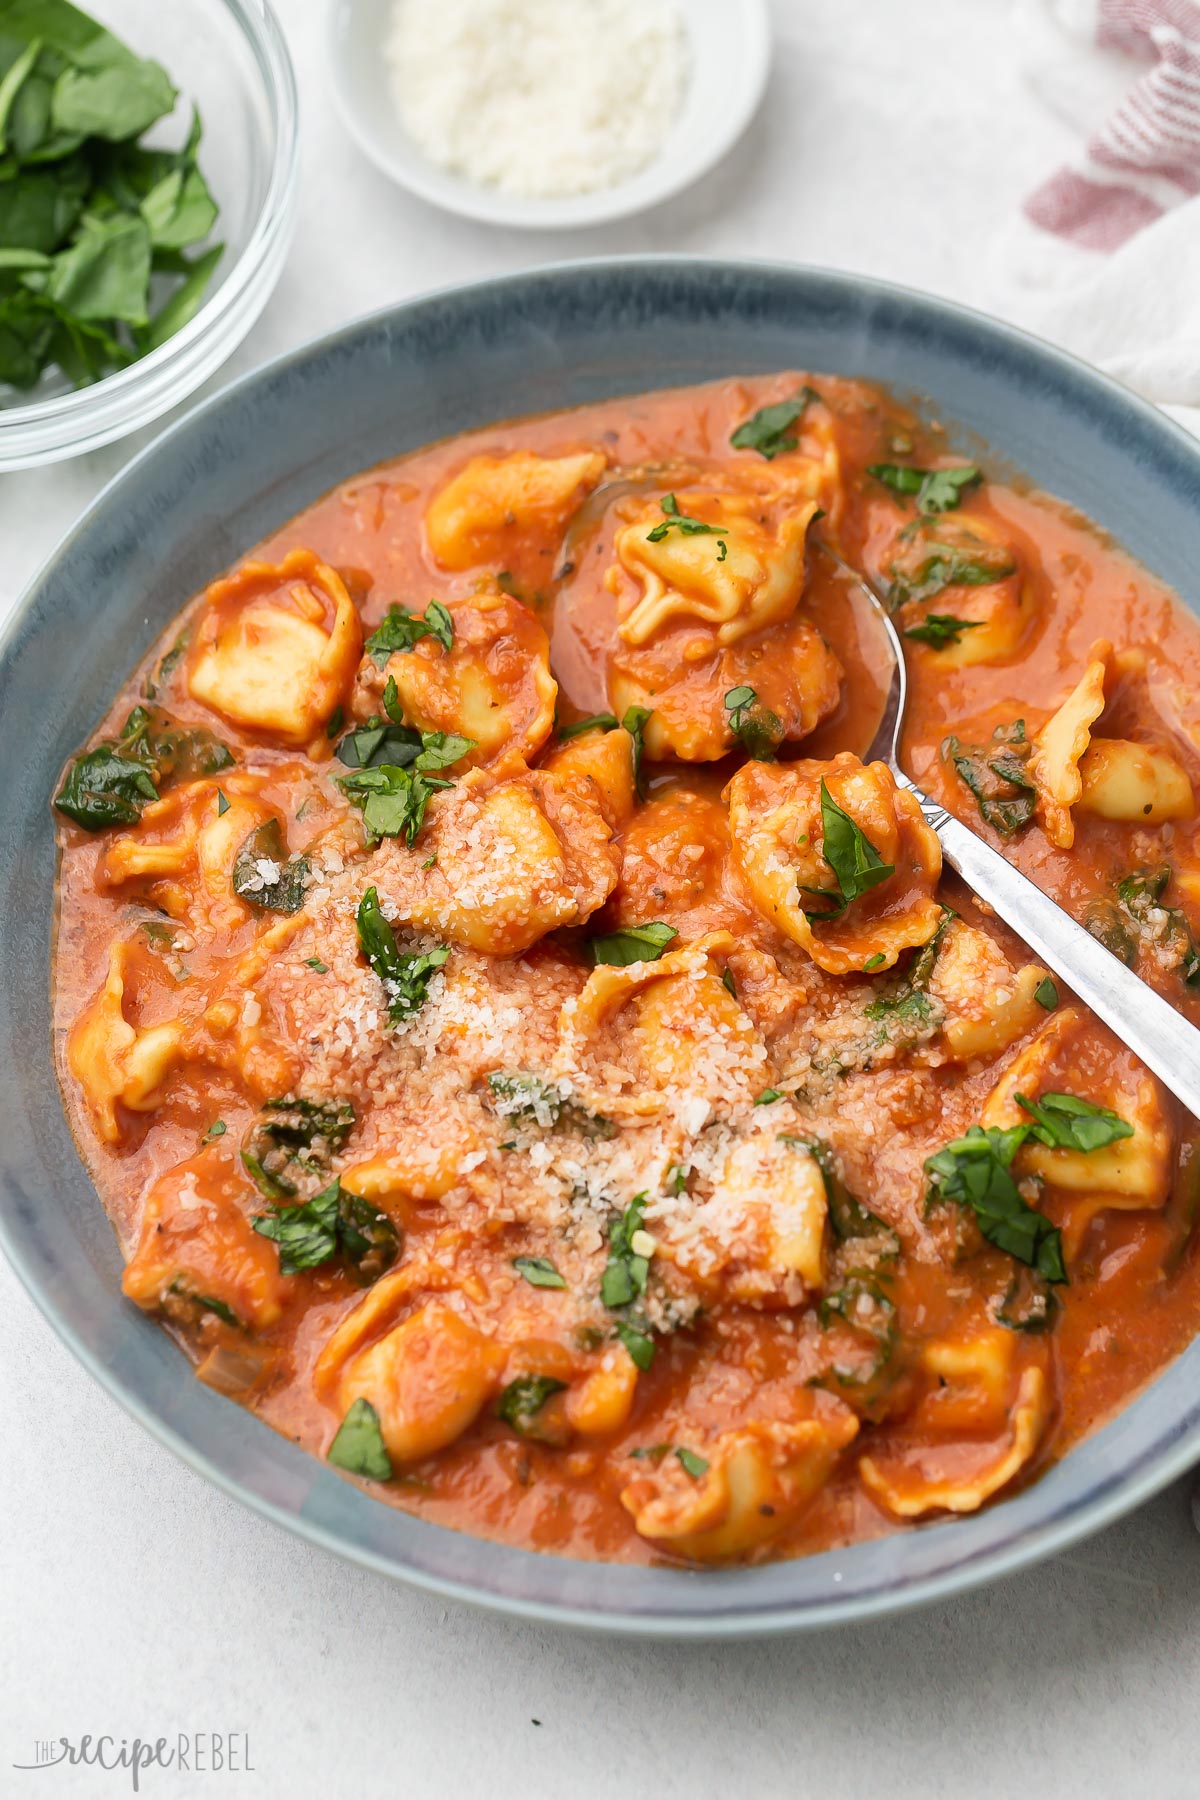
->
496 1375 567 1438
231 818 309 914
588 921 678 967
925 1125 1066 1282
903 614 984 649
943 721 1037 836
730 387 820 460
868 463 982 514
674 1447 709 1479
802 780 895 920
1034 976 1058 1009
327 1398 392 1480
200 1119 226 1146
253 1176 399 1283
600 1194 651 1309
512 1256 567 1290
1015 1091 1134 1153
646 493 728 558
558 712 618 741
355 886 449 1025
723 684 784 760
365 599 454 667
622 703 652 799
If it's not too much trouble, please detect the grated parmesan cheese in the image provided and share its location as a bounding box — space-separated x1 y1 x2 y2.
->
386 0 688 200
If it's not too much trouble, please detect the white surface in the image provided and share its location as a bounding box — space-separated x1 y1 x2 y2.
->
4 3 1200 1795
329 0 771 229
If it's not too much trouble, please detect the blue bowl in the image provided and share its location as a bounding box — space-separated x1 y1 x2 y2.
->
5 259 1200 1636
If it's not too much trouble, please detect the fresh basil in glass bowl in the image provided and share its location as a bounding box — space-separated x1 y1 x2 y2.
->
0 0 297 469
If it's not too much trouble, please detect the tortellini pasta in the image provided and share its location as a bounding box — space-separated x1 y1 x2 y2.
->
611 489 821 650
425 449 606 572
539 724 637 832
621 1408 858 1561
68 942 186 1142
927 923 1049 1063
367 584 557 767
371 755 621 956
726 753 944 975
860 1332 1048 1518
887 514 1032 667
123 1157 294 1331
188 549 362 746
979 1007 1173 1205
1030 640 1195 847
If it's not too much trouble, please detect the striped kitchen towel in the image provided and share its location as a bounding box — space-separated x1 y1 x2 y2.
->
990 0 1200 433
1026 0 1200 249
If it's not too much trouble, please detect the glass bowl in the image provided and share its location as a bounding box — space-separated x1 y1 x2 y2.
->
0 0 298 471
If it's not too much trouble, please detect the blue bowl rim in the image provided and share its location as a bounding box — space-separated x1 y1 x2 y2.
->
6 253 1200 1637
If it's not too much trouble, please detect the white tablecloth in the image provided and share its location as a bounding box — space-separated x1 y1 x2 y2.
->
4 4 1199 1795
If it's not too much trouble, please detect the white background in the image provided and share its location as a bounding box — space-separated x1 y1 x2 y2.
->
4 3 1200 1795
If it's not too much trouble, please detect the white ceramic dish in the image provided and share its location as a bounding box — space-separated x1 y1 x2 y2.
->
328 0 772 230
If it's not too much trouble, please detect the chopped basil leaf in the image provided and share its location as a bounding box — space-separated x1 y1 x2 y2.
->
558 712 618 741
253 1176 399 1283
781 1133 899 1258
721 967 737 999
600 1194 651 1309
925 1124 1066 1282
305 956 329 973
167 1279 238 1328
887 538 1015 610
1034 976 1058 1009
1015 1090 1134 1153
803 780 895 921
200 1119 226 1146
339 763 449 845
216 789 231 816
675 1447 709 1479
588 921 678 967
326 704 345 739
628 1443 672 1463
614 1319 656 1371
328 1397 392 1480
486 1070 614 1138
231 818 309 914
994 1268 1060 1334
943 721 1036 836
903 614 984 649
863 952 886 972
622 704 652 799
868 462 982 514
241 1096 355 1203
1113 865 1200 987
723 684 783 760
512 1256 567 1290
646 493 728 559
336 714 422 770
755 1089 783 1106
356 886 449 1025
730 388 820 460
365 599 454 667
496 1374 568 1437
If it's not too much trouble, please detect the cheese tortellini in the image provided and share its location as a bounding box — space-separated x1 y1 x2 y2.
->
1030 641 1194 847
726 753 944 975
368 755 621 956
425 449 606 572
362 584 557 767
621 1408 858 1561
188 549 362 745
887 514 1032 666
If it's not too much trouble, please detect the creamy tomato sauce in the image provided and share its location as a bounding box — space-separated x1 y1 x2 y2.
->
53 374 1200 1565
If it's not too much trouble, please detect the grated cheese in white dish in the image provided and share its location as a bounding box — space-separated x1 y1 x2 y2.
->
386 0 689 200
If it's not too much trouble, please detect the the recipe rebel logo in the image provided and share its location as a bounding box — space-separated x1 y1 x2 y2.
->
12 1734 255 1789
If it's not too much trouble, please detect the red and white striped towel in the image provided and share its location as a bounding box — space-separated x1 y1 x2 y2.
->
1026 0 1200 249
990 0 1200 433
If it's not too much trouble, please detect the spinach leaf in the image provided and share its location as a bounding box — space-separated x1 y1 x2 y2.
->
943 720 1037 835
1034 976 1058 1009
356 885 449 1024
887 539 1015 610
45 208 150 322
613 1318 656 1371
925 1124 1066 1282
54 742 156 828
365 599 454 667
588 921 678 967
674 1447 709 1478
336 713 422 770
1113 865 1200 987
327 1397 392 1480
724 684 784 760
803 780 895 920
780 1132 900 1258
730 387 820 460
512 1256 567 1290
231 818 309 914
1015 1091 1134 1153
138 239 221 351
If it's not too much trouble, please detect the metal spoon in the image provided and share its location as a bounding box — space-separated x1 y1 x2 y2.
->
844 559 1200 1121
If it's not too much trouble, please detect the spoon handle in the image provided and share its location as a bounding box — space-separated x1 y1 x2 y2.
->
895 771 1200 1121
